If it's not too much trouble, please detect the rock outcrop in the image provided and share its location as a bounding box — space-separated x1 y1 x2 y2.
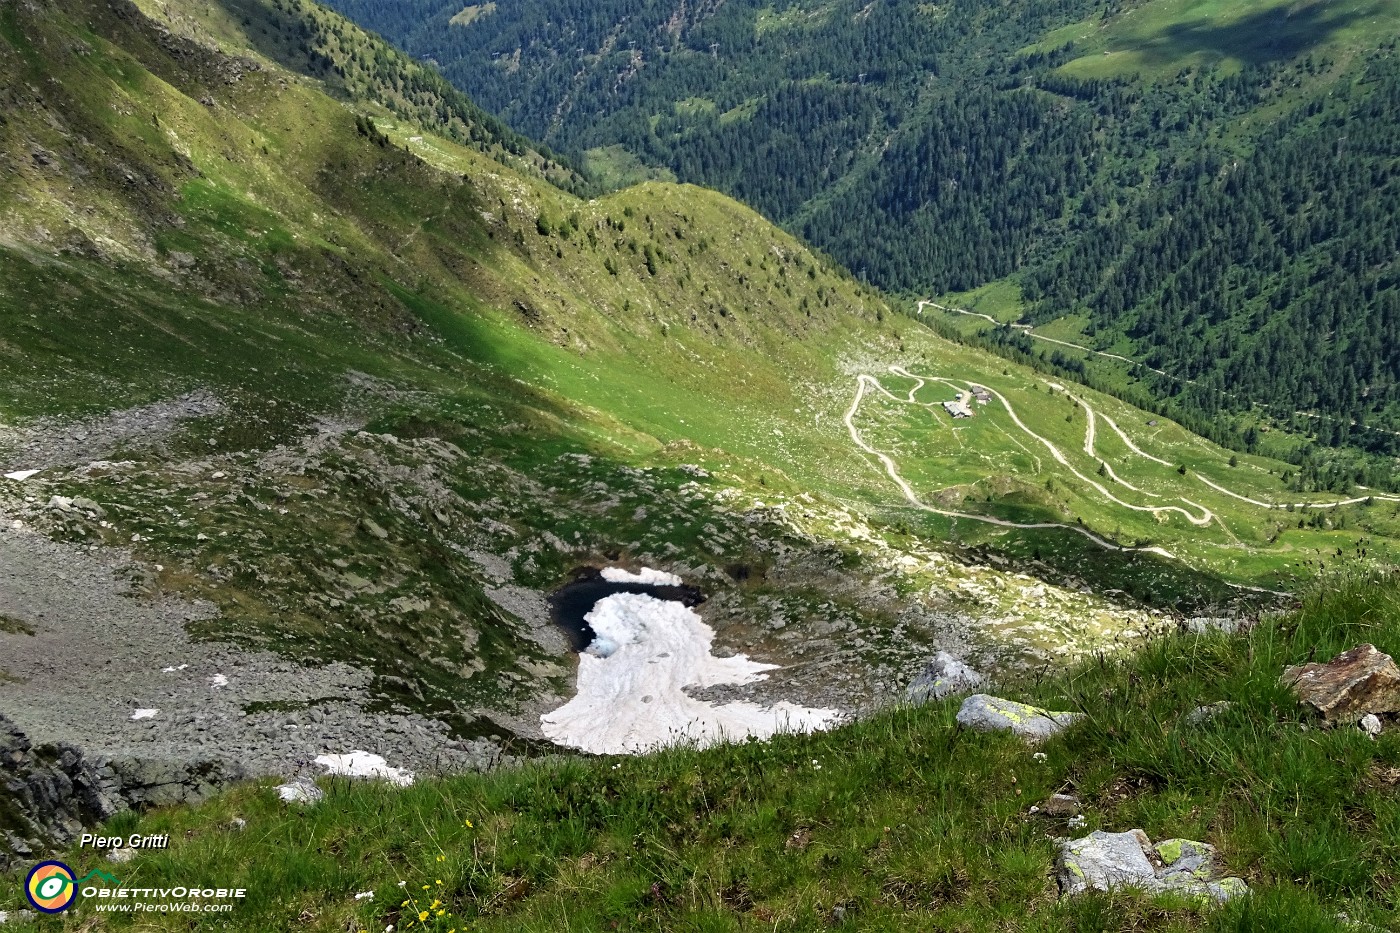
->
1056 830 1247 902
956 694 1083 743
1281 644 1400 722
906 651 983 704
0 714 244 871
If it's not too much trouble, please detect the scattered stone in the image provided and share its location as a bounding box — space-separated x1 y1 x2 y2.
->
1038 793 1081 817
359 517 389 540
1281 644 1400 722
275 780 323 805
1056 830 1247 902
71 497 105 517
107 846 137 864
956 694 1083 743
1057 829 1155 895
1184 701 1233 725
1360 713 1382 738
906 651 983 704
131 709 159 721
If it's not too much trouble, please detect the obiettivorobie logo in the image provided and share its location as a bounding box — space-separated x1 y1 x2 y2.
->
23 860 246 915
24 862 116 913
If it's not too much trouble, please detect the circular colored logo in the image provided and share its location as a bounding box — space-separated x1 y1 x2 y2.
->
26 860 77 913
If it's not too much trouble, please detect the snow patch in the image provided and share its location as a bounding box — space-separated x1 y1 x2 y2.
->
131 708 159 720
209 674 228 688
2 470 39 481
599 566 684 586
315 751 414 786
541 593 839 754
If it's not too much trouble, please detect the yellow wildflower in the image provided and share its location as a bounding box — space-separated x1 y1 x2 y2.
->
464 819 473 829
418 910 429 922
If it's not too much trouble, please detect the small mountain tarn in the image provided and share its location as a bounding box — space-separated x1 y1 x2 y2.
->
547 567 704 652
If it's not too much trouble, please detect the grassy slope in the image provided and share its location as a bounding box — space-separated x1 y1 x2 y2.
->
12 571 1400 932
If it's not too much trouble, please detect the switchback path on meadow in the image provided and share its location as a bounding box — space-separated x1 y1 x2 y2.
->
889 367 1213 527
843 371 1178 560
844 366 1400 573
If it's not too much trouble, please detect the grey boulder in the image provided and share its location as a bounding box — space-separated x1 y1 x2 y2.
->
1057 830 1248 902
907 652 983 704
956 694 1082 743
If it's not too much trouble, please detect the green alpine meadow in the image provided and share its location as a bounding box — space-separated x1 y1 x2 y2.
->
0 0 1398 929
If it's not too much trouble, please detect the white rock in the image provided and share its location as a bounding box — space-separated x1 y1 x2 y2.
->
276 780 324 804
131 708 159 720
3 470 40 481
210 674 229 688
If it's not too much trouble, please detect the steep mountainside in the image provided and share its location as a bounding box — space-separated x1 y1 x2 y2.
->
4 0 1400 776
318 0 1400 451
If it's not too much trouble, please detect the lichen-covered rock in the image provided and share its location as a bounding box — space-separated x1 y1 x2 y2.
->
1056 830 1248 903
907 651 983 704
956 694 1082 743
1282 644 1400 721
1057 830 1157 895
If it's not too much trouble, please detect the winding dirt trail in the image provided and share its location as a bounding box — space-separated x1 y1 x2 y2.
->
850 365 1400 564
844 373 1178 559
891 367 1213 526
1194 474 1400 511
917 301 1169 375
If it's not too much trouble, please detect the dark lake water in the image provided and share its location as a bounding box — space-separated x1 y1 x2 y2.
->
547 567 705 652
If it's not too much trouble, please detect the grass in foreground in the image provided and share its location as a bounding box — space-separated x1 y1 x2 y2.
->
8 570 1399 931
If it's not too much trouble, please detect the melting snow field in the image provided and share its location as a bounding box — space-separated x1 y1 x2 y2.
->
599 567 684 586
314 751 414 786
541 592 839 754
